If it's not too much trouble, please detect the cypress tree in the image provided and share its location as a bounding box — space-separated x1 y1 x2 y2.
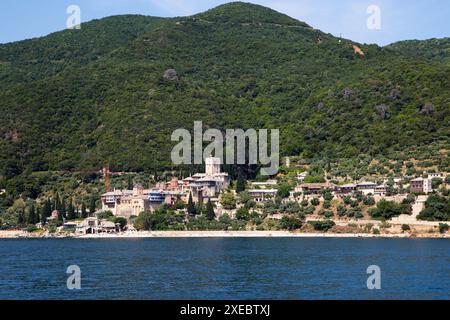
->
187 192 196 216
54 192 61 211
127 175 134 190
17 209 25 227
81 202 87 219
59 198 67 221
28 204 38 225
89 197 96 216
42 199 52 224
236 172 246 193
67 199 76 220
206 199 215 221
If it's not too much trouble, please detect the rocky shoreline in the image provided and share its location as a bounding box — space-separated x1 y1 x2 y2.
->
1 230 449 239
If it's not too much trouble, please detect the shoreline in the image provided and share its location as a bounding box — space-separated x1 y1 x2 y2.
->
1 230 449 239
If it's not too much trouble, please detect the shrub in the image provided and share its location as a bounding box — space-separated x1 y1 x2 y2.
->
417 195 450 221
309 220 335 231
235 207 250 221
97 211 114 220
401 224 411 232
26 224 38 233
310 198 320 206
438 223 449 234
280 216 302 230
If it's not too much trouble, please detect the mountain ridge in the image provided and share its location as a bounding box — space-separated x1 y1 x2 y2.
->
0 2 448 176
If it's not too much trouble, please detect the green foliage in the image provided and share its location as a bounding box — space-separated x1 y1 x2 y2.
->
438 223 449 234
114 217 128 229
0 3 447 180
369 199 411 220
206 199 215 221
221 192 237 210
26 224 38 233
80 202 87 219
319 209 334 218
235 173 246 193
280 216 302 230
97 211 114 220
323 192 333 201
67 200 76 220
235 207 250 221
187 192 196 215
277 183 292 199
309 220 335 231
417 195 450 221
134 208 185 231
386 38 450 65
89 197 96 215
363 196 375 206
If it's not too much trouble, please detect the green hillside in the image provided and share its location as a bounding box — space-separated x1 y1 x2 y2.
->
386 38 450 65
0 2 449 178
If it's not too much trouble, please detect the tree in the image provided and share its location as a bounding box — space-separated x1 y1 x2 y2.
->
417 195 450 221
89 197 96 215
97 211 113 220
27 204 38 225
235 173 246 193
54 192 61 212
337 204 347 217
235 207 250 220
220 193 236 210
174 197 185 210
363 196 375 206
41 199 52 223
206 199 215 221
81 202 87 218
60 197 67 220
401 224 411 232
17 209 25 227
127 175 134 190
438 223 449 234
323 191 333 201
114 217 128 230
280 216 302 230
368 199 407 220
67 199 76 220
187 192 197 216
277 183 292 199
309 220 335 231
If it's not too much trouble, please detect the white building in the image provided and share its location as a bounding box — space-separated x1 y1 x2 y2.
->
410 177 433 194
248 189 278 203
356 182 378 195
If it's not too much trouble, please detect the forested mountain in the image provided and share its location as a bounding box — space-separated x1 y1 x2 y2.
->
0 2 449 177
387 38 450 65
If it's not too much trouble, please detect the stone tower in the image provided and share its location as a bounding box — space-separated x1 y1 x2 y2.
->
205 157 221 176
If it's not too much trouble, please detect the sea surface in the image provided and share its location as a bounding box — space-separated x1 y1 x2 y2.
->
0 238 448 300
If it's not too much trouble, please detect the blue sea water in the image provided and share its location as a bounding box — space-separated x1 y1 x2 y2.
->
0 238 448 300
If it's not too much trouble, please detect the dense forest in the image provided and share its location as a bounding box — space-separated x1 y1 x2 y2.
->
0 2 449 178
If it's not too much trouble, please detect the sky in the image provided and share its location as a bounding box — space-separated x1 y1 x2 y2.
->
0 0 449 45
